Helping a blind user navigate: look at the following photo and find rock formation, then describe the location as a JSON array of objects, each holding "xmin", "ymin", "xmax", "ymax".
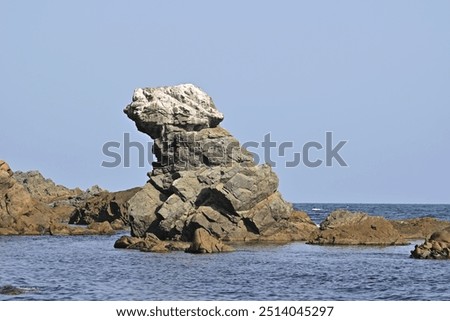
[
  {"xmin": 411, "ymin": 227, "xmax": 450, "ymax": 259},
  {"xmin": 13, "ymin": 170, "xmax": 140, "ymax": 229},
  {"xmin": 308, "ymin": 210, "xmax": 407, "ymax": 245},
  {"xmin": 0, "ymin": 160, "xmax": 130, "ymax": 236},
  {"xmin": 123, "ymin": 84, "xmax": 317, "ymax": 248},
  {"xmin": 391, "ymin": 217, "xmax": 450, "ymax": 240},
  {"xmin": 186, "ymin": 228, "xmax": 235, "ymax": 254}
]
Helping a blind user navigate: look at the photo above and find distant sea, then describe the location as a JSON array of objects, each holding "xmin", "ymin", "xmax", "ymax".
[{"xmin": 1, "ymin": 203, "xmax": 449, "ymax": 301}]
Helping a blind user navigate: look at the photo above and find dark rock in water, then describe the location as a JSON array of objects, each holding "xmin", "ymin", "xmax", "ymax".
[
  {"xmin": 122, "ymin": 84, "xmax": 317, "ymax": 247},
  {"xmin": 307, "ymin": 210, "xmax": 408, "ymax": 245},
  {"xmin": 411, "ymin": 227, "xmax": 450, "ymax": 259},
  {"xmin": 0, "ymin": 285, "xmax": 27, "ymax": 296},
  {"xmin": 186, "ymin": 228, "xmax": 235, "ymax": 254}
]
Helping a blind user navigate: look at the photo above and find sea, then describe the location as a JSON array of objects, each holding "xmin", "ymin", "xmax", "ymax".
[{"xmin": 1, "ymin": 203, "xmax": 449, "ymax": 301}]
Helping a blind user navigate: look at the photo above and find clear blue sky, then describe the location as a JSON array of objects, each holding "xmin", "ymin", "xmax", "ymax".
[{"xmin": 1, "ymin": 1, "xmax": 449, "ymax": 203}]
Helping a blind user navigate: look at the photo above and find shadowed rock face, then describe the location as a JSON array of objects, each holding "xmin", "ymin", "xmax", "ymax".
[
  {"xmin": 411, "ymin": 227, "xmax": 450, "ymax": 259},
  {"xmin": 123, "ymin": 84, "xmax": 317, "ymax": 243},
  {"xmin": 307, "ymin": 210, "xmax": 407, "ymax": 245}
]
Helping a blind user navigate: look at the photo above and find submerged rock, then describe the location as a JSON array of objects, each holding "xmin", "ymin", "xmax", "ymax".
[
  {"xmin": 411, "ymin": 227, "xmax": 450, "ymax": 259},
  {"xmin": 122, "ymin": 84, "xmax": 317, "ymax": 247},
  {"xmin": 308, "ymin": 210, "xmax": 407, "ymax": 245},
  {"xmin": 0, "ymin": 285, "xmax": 27, "ymax": 296}
]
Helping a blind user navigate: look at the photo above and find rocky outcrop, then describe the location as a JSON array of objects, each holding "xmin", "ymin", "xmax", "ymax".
[
  {"xmin": 13, "ymin": 170, "xmax": 140, "ymax": 229},
  {"xmin": 186, "ymin": 228, "xmax": 235, "ymax": 253},
  {"xmin": 391, "ymin": 217, "xmax": 450, "ymax": 240},
  {"xmin": 13, "ymin": 170, "xmax": 83, "ymax": 204},
  {"xmin": 308, "ymin": 210, "xmax": 407, "ymax": 245},
  {"xmin": 411, "ymin": 227, "xmax": 450, "ymax": 259},
  {"xmin": 114, "ymin": 234, "xmax": 190, "ymax": 253},
  {"xmin": 0, "ymin": 161, "xmax": 128, "ymax": 236},
  {"xmin": 1, "ymin": 161, "xmax": 57, "ymax": 235},
  {"xmin": 69, "ymin": 187, "xmax": 141, "ymax": 226},
  {"xmin": 123, "ymin": 84, "xmax": 316, "ymax": 246}
]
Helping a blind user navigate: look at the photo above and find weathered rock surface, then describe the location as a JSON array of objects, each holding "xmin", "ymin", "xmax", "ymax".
[
  {"xmin": 411, "ymin": 227, "xmax": 450, "ymax": 259},
  {"xmin": 391, "ymin": 217, "xmax": 450, "ymax": 240},
  {"xmin": 1, "ymin": 161, "xmax": 132, "ymax": 236},
  {"xmin": 186, "ymin": 228, "xmax": 235, "ymax": 254},
  {"xmin": 114, "ymin": 234, "xmax": 190, "ymax": 253},
  {"xmin": 123, "ymin": 84, "xmax": 316, "ymax": 246},
  {"xmin": 308, "ymin": 210, "xmax": 407, "ymax": 245},
  {"xmin": 1, "ymin": 161, "xmax": 57, "ymax": 235},
  {"xmin": 69, "ymin": 187, "xmax": 141, "ymax": 226},
  {"xmin": 13, "ymin": 170, "xmax": 83, "ymax": 204},
  {"xmin": 13, "ymin": 170, "xmax": 140, "ymax": 229}
]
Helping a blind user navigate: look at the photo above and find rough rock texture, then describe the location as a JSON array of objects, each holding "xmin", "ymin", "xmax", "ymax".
[
  {"xmin": 13, "ymin": 170, "xmax": 83, "ymax": 204},
  {"xmin": 69, "ymin": 187, "xmax": 141, "ymax": 226},
  {"xmin": 0, "ymin": 161, "xmax": 127, "ymax": 236},
  {"xmin": 13, "ymin": 170, "xmax": 140, "ymax": 229},
  {"xmin": 411, "ymin": 227, "xmax": 450, "ymax": 259},
  {"xmin": 308, "ymin": 210, "xmax": 407, "ymax": 245},
  {"xmin": 391, "ymin": 217, "xmax": 450, "ymax": 240},
  {"xmin": 186, "ymin": 228, "xmax": 235, "ymax": 254},
  {"xmin": 123, "ymin": 84, "xmax": 316, "ymax": 244},
  {"xmin": 114, "ymin": 234, "xmax": 190, "ymax": 253},
  {"xmin": 0, "ymin": 161, "xmax": 57, "ymax": 235}
]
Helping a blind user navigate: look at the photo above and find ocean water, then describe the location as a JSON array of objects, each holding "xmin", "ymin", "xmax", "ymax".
[{"xmin": 1, "ymin": 203, "xmax": 449, "ymax": 301}]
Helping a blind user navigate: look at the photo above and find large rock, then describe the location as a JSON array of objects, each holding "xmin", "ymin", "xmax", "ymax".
[
  {"xmin": 0, "ymin": 162, "xmax": 58, "ymax": 235},
  {"xmin": 186, "ymin": 228, "xmax": 235, "ymax": 254},
  {"xmin": 123, "ymin": 84, "xmax": 316, "ymax": 244},
  {"xmin": 13, "ymin": 170, "xmax": 140, "ymax": 228},
  {"xmin": 69, "ymin": 187, "xmax": 141, "ymax": 226},
  {"xmin": 411, "ymin": 227, "xmax": 450, "ymax": 259},
  {"xmin": 308, "ymin": 210, "xmax": 407, "ymax": 245},
  {"xmin": 391, "ymin": 217, "xmax": 450, "ymax": 240}
]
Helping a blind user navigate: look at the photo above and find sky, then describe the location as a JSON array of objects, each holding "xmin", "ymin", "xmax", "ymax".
[{"xmin": 1, "ymin": 0, "xmax": 449, "ymax": 204}]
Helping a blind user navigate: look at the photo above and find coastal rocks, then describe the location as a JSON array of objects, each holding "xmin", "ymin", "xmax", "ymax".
[
  {"xmin": 0, "ymin": 160, "xmax": 13, "ymax": 177},
  {"xmin": 123, "ymin": 84, "xmax": 315, "ymax": 246},
  {"xmin": 13, "ymin": 169, "xmax": 141, "ymax": 229},
  {"xmin": 411, "ymin": 227, "xmax": 450, "ymax": 259},
  {"xmin": 391, "ymin": 217, "xmax": 450, "ymax": 240},
  {"xmin": 186, "ymin": 228, "xmax": 235, "ymax": 254},
  {"xmin": 114, "ymin": 234, "xmax": 190, "ymax": 253},
  {"xmin": 13, "ymin": 170, "xmax": 83, "ymax": 204},
  {"xmin": 69, "ymin": 187, "xmax": 141, "ymax": 226},
  {"xmin": 308, "ymin": 210, "xmax": 407, "ymax": 245},
  {"xmin": 0, "ymin": 162, "xmax": 56, "ymax": 235}
]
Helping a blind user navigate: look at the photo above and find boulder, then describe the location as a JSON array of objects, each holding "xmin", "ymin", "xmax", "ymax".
[
  {"xmin": 411, "ymin": 226, "xmax": 450, "ymax": 259},
  {"xmin": 391, "ymin": 217, "xmax": 450, "ymax": 240},
  {"xmin": 122, "ymin": 84, "xmax": 315, "ymax": 246},
  {"xmin": 308, "ymin": 210, "xmax": 407, "ymax": 245},
  {"xmin": 186, "ymin": 228, "xmax": 235, "ymax": 254},
  {"xmin": 0, "ymin": 160, "xmax": 13, "ymax": 177}
]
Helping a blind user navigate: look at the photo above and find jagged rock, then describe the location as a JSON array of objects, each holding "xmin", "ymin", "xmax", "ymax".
[
  {"xmin": 391, "ymin": 217, "xmax": 450, "ymax": 240},
  {"xmin": 308, "ymin": 210, "xmax": 407, "ymax": 245},
  {"xmin": 186, "ymin": 228, "xmax": 235, "ymax": 254},
  {"xmin": 0, "ymin": 160, "xmax": 13, "ymax": 177},
  {"xmin": 114, "ymin": 234, "xmax": 190, "ymax": 252},
  {"xmin": 69, "ymin": 187, "xmax": 141, "ymax": 225},
  {"xmin": 122, "ymin": 84, "xmax": 314, "ymax": 246},
  {"xmin": 1, "ymin": 162, "xmax": 56, "ymax": 235},
  {"xmin": 411, "ymin": 227, "xmax": 450, "ymax": 259},
  {"xmin": 13, "ymin": 170, "xmax": 83, "ymax": 204}
]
